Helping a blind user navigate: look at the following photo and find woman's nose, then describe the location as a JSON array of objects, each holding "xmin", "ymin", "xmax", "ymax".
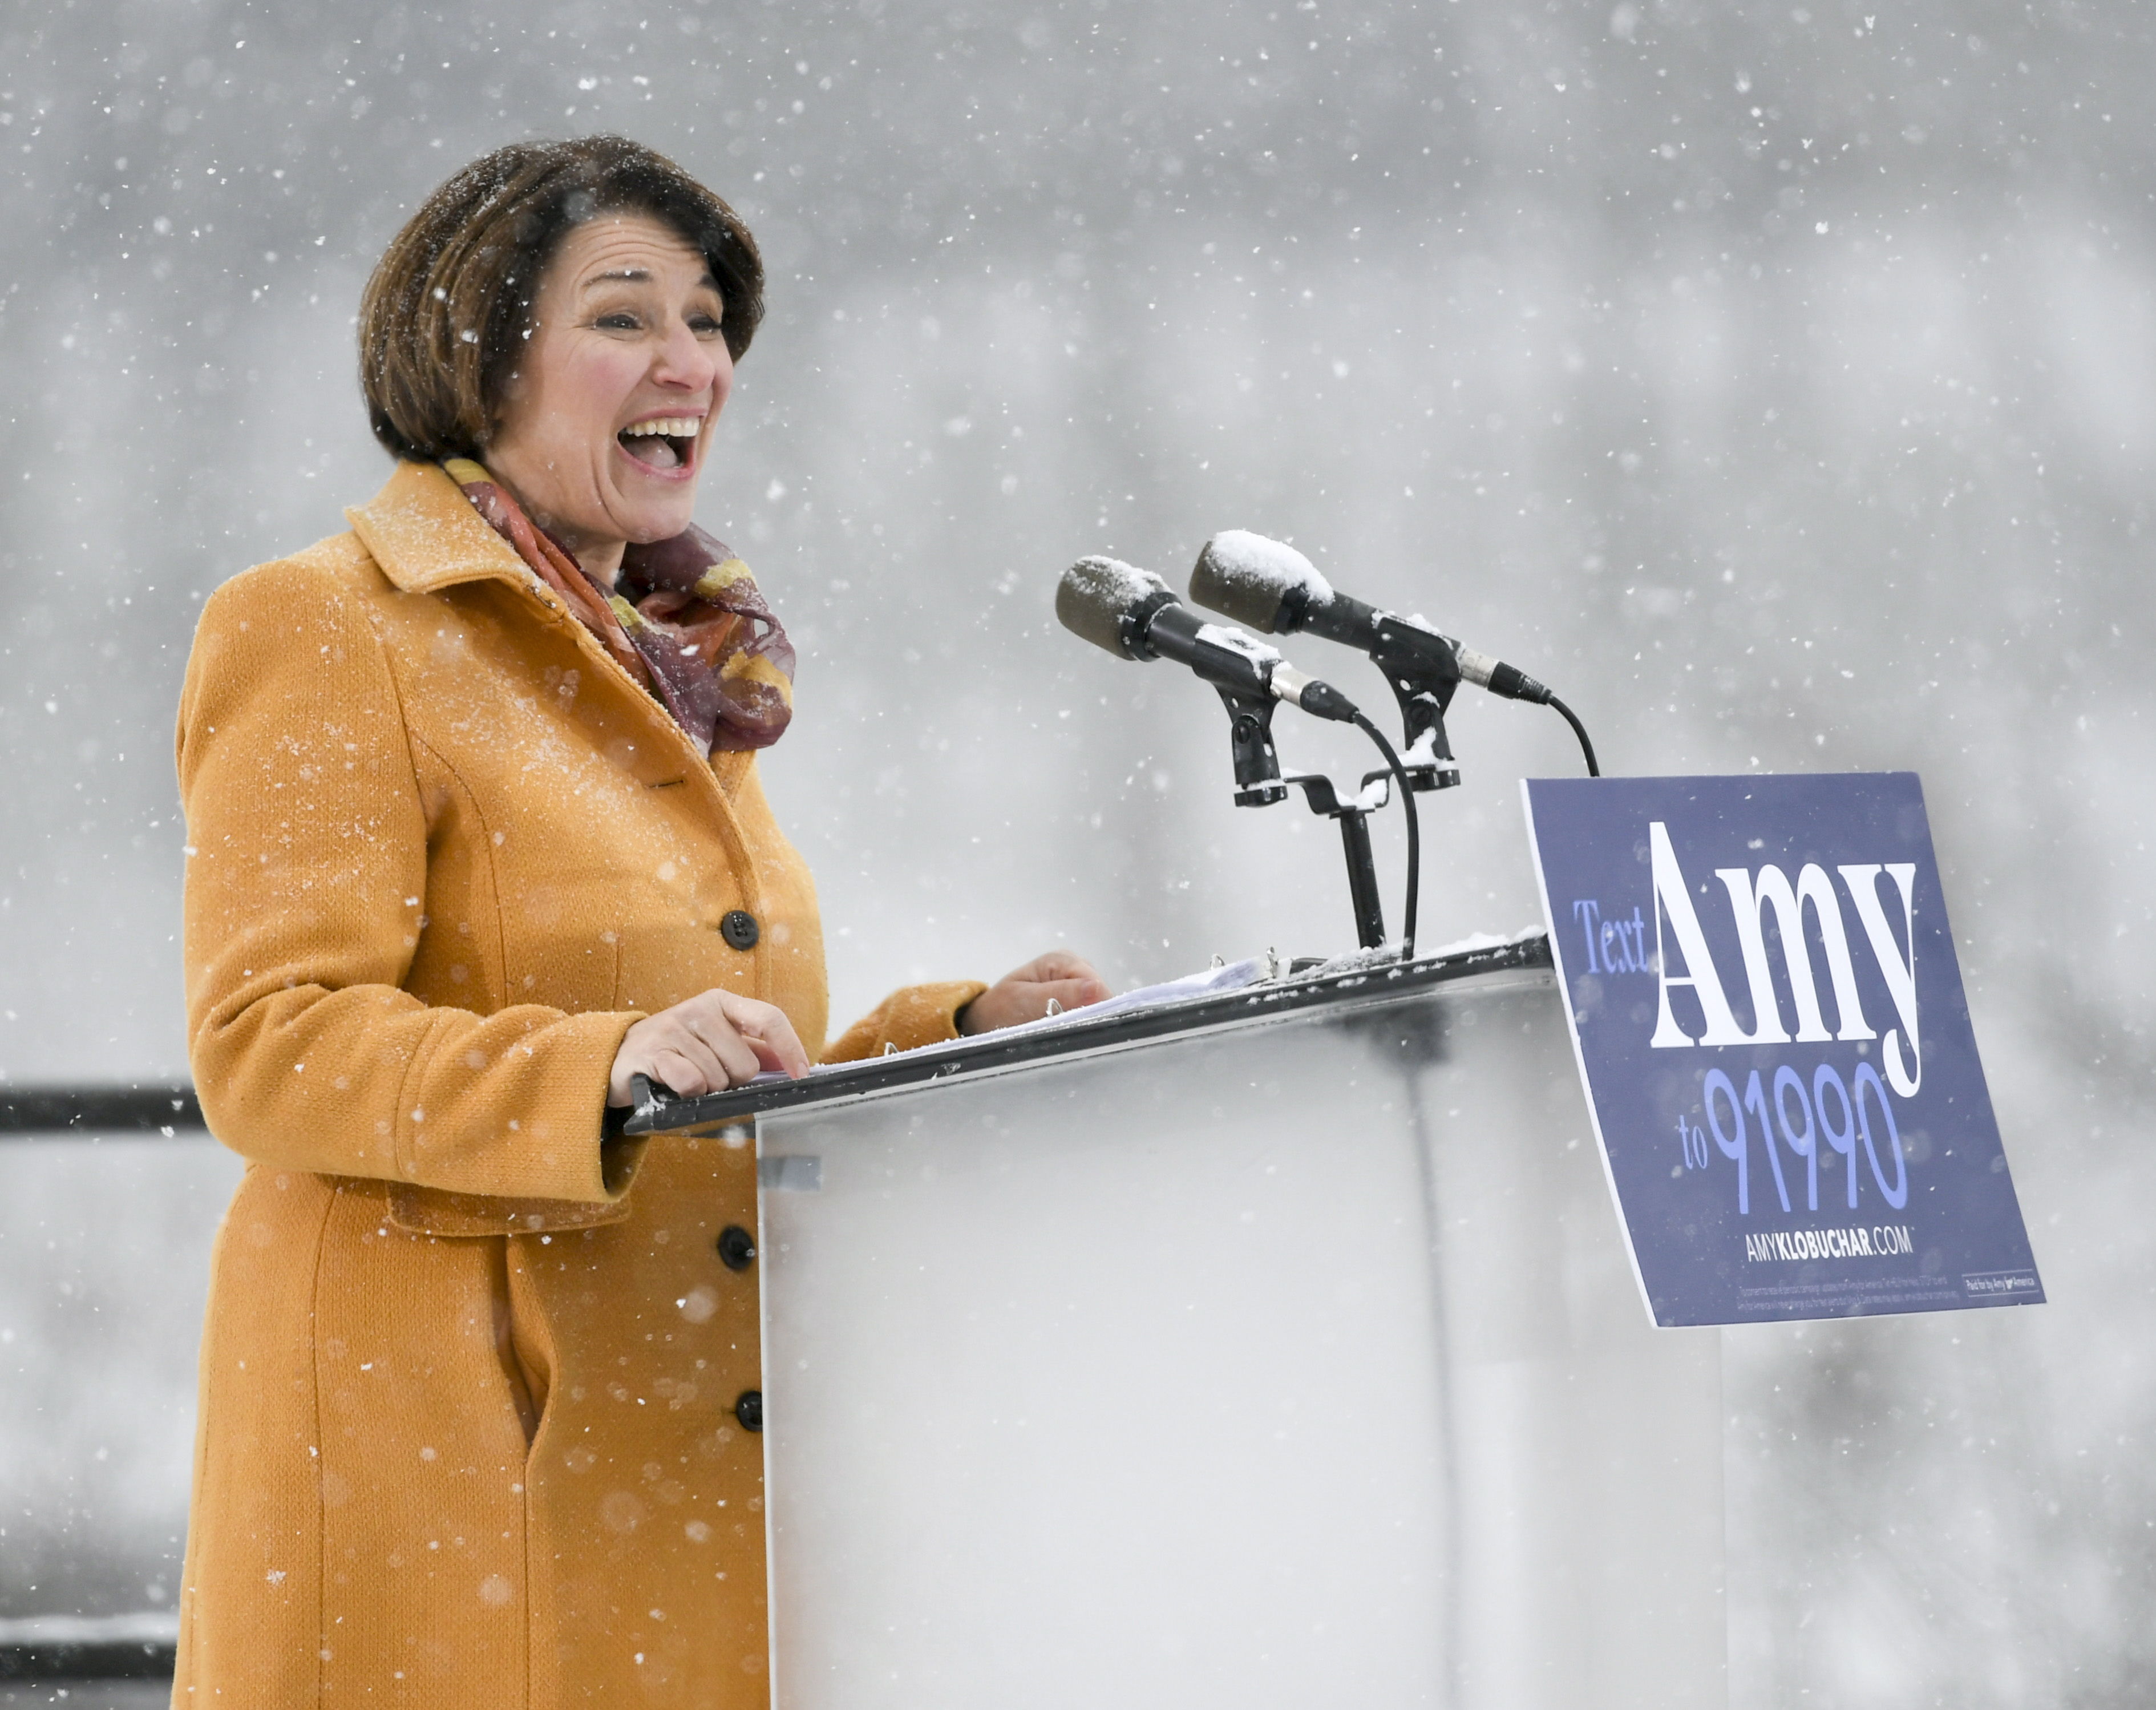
[{"xmin": 652, "ymin": 317, "xmax": 723, "ymax": 393}]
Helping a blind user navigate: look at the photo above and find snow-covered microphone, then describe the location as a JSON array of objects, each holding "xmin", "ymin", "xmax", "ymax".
[
  {"xmin": 1187, "ymin": 530, "xmax": 1553, "ymax": 705},
  {"xmin": 1055, "ymin": 555, "xmax": 1361, "ymax": 723}
]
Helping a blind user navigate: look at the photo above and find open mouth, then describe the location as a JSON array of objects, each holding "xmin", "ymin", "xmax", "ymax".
[{"xmin": 618, "ymin": 415, "xmax": 701, "ymax": 472}]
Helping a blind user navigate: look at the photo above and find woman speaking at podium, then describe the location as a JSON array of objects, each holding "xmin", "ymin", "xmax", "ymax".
[{"xmin": 172, "ymin": 136, "xmax": 1104, "ymax": 1704}]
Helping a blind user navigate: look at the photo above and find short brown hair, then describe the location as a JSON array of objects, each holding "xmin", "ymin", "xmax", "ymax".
[{"xmin": 358, "ymin": 136, "xmax": 764, "ymax": 463}]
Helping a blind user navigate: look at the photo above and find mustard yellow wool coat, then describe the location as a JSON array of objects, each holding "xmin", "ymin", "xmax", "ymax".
[{"xmin": 172, "ymin": 460, "xmax": 982, "ymax": 1707}]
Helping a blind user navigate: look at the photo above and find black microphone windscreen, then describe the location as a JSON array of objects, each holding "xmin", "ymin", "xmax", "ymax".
[
  {"xmin": 1055, "ymin": 556, "xmax": 1171, "ymax": 658},
  {"xmin": 1188, "ymin": 531, "xmax": 1332, "ymax": 634}
]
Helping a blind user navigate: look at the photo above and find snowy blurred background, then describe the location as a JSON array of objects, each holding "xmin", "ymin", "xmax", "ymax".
[{"xmin": 1, "ymin": 0, "xmax": 2151, "ymax": 1701}]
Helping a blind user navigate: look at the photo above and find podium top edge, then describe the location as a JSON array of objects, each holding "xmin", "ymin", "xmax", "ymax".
[{"xmin": 619, "ymin": 934, "xmax": 1555, "ymax": 1137}]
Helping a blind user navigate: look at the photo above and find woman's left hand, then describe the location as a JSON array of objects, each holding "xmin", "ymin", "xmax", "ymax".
[{"xmin": 957, "ymin": 951, "xmax": 1110, "ymax": 1035}]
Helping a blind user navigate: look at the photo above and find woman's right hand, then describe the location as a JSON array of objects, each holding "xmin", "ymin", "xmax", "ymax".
[{"xmin": 607, "ymin": 988, "xmax": 811, "ymax": 1106}]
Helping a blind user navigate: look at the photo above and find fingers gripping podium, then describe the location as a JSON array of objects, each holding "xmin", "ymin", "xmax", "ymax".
[{"xmin": 628, "ymin": 939, "xmax": 1726, "ymax": 1709}]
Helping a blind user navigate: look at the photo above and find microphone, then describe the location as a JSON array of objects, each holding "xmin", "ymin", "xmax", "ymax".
[
  {"xmin": 1187, "ymin": 531, "xmax": 1599, "ymax": 777},
  {"xmin": 1055, "ymin": 556, "xmax": 1360, "ymax": 723},
  {"xmin": 1188, "ymin": 530, "xmax": 1554, "ymax": 704},
  {"xmin": 1058, "ymin": 553, "xmax": 1426, "ymax": 956}
]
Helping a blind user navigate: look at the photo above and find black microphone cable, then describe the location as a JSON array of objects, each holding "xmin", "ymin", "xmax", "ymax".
[
  {"xmin": 1548, "ymin": 695, "xmax": 1599, "ymax": 777},
  {"xmin": 1348, "ymin": 709, "xmax": 1419, "ymax": 962}
]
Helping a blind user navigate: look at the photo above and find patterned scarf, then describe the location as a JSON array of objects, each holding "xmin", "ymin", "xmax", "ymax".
[{"xmin": 444, "ymin": 458, "xmax": 794, "ymax": 754}]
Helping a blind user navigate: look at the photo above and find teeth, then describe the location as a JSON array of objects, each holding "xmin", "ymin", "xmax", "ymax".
[{"xmin": 622, "ymin": 417, "xmax": 702, "ymax": 438}]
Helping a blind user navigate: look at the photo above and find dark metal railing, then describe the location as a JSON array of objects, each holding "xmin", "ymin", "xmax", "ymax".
[
  {"xmin": 0, "ymin": 1085, "xmax": 204, "ymax": 1135},
  {"xmin": 2, "ymin": 1086, "xmax": 207, "ymax": 1680},
  {"xmin": 0, "ymin": 1634, "xmax": 176, "ymax": 1683}
]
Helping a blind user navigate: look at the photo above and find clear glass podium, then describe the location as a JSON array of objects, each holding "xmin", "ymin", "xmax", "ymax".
[{"xmin": 635, "ymin": 939, "xmax": 1725, "ymax": 1708}]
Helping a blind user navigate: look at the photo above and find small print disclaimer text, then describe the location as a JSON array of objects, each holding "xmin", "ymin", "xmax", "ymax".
[
  {"xmin": 1745, "ymin": 1225, "xmax": 1915, "ymax": 1263},
  {"xmin": 1961, "ymin": 1269, "xmax": 2042, "ymax": 1297}
]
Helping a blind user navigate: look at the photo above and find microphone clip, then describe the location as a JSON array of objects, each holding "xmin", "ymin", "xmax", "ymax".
[
  {"xmin": 1248, "ymin": 577, "xmax": 1463, "ymax": 793},
  {"xmin": 1215, "ymin": 685, "xmax": 1288, "ymax": 807},
  {"xmin": 1368, "ymin": 617, "xmax": 1464, "ymax": 794}
]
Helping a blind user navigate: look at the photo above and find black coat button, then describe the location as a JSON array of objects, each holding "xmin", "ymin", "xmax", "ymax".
[
  {"xmin": 716, "ymin": 1224, "xmax": 757, "ymax": 1271},
  {"xmin": 735, "ymin": 1389, "xmax": 763, "ymax": 1433},
  {"xmin": 719, "ymin": 909, "xmax": 760, "ymax": 951}
]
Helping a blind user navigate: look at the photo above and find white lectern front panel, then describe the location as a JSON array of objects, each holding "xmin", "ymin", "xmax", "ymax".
[{"xmin": 739, "ymin": 961, "xmax": 1722, "ymax": 1709}]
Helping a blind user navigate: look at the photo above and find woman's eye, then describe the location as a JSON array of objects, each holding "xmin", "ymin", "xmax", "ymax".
[
  {"xmin": 595, "ymin": 312, "xmax": 641, "ymax": 331},
  {"xmin": 689, "ymin": 313, "xmax": 723, "ymax": 335}
]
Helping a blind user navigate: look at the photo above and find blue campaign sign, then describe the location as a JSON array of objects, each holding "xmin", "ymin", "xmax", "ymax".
[{"xmin": 1520, "ymin": 773, "xmax": 2044, "ymax": 1328}]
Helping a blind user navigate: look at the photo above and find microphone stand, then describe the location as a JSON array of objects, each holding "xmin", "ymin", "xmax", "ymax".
[
  {"xmin": 1206, "ymin": 693, "xmax": 1403, "ymax": 954},
  {"xmin": 1283, "ymin": 771, "xmax": 1394, "ymax": 950}
]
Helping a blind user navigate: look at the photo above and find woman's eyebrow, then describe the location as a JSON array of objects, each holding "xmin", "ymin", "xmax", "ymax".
[{"xmin": 579, "ymin": 267, "xmax": 721, "ymax": 293}]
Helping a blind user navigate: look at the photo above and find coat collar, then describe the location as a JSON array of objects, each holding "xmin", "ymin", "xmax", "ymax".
[
  {"xmin": 347, "ymin": 460, "xmax": 761, "ymax": 799},
  {"xmin": 346, "ymin": 460, "xmax": 536, "ymax": 596}
]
